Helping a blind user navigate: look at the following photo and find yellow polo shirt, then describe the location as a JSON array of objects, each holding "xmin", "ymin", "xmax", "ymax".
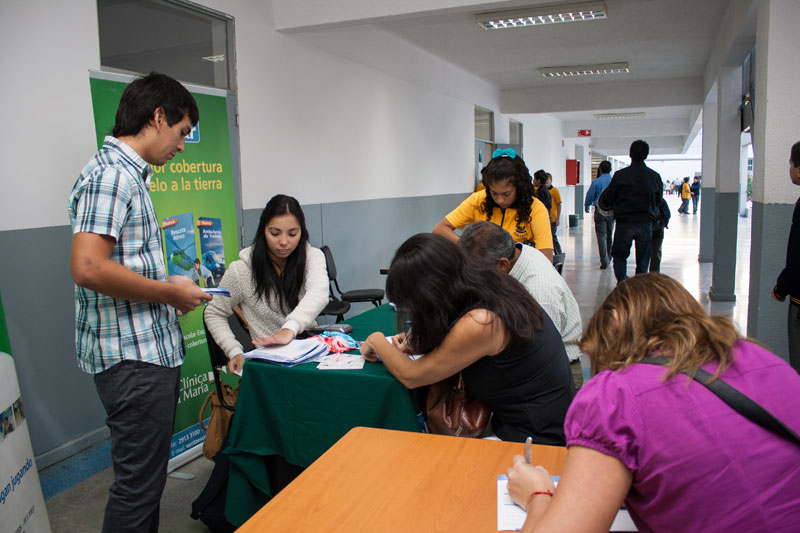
[
  {"xmin": 445, "ymin": 190, "xmax": 554, "ymax": 249},
  {"xmin": 549, "ymin": 186, "xmax": 562, "ymax": 224},
  {"xmin": 682, "ymin": 182, "xmax": 691, "ymax": 199}
]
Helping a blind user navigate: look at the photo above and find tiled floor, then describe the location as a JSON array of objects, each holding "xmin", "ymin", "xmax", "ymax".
[{"xmin": 43, "ymin": 193, "xmax": 752, "ymax": 531}]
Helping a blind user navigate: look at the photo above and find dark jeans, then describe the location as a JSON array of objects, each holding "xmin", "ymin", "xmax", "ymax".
[
  {"xmin": 789, "ymin": 302, "xmax": 800, "ymax": 373},
  {"xmin": 550, "ymin": 221, "xmax": 562, "ymax": 255},
  {"xmin": 650, "ymin": 228, "xmax": 664, "ymax": 272},
  {"xmin": 678, "ymin": 198, "xmax": 690, "ymax": 213},
  {"xmin": 692, "ymin": 195, "xmax": 699, "ymax": 214},
  {"xmin": 593, "ymin": 209, "xmax": 614, "ymax": 267},
  {"xmin": 94, "ymin": 360, "xmax": 181, "ymax": 533},
  {"xmin": 612, "ymin": 222, "xmax": 653, "ymax": 282}
]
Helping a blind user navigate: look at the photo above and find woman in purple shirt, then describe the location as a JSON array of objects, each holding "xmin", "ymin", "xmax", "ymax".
[{"xmin": 506, "ymin": 273, "xmax": 800, "ymax": 532}]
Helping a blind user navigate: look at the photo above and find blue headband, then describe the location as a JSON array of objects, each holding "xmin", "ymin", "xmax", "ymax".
[{"xmin": 492, "ymin": 148, "xmax": 516, "ymax": 159}]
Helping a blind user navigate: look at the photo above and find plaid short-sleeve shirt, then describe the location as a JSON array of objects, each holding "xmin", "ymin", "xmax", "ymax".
[{"xmin": 68, "ymin": 136, "xmax": 185, "ymax": 374}]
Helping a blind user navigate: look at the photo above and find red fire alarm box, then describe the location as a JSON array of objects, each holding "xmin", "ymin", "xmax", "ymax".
[{"xmin": 566, "ymin": 159, "xmax": 580, "ymax": 185}]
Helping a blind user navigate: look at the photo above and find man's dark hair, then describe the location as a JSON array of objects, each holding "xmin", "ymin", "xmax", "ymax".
[
  {"xmin": 791, "ymin": 141, "xmax": 800, "ymax": 167},
  {"xmin": 598, "ymin": 161, "xmax": 612, "ymax": 175},
  {"xmin": 533, "ymin": 169, "xmax": 547, "ymax": 183},
  {"xmin": 112, "ymin": 73, "xmax": 199, "ymax": 137},
  {"xmin": 459, "ymin": 221, "xmax": 516, "ymax": 264},
  {"xmin": 629, "ymin": 140, "xmax": 649, "ymax": 162}
]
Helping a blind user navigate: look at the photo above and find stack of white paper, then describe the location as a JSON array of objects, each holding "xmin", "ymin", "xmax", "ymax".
[
  {"xmin": 243, "ymin": 339, "xmax": 328, "ymax": 367},
  {"xmin": 497, "ymin": 475, "xmax": 637, "ymax": 531}
]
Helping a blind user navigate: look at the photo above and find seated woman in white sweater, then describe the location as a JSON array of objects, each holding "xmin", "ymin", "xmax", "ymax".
[{"xmin": 205, "ymin": 194, "xmax": 329, "ymax": 373}]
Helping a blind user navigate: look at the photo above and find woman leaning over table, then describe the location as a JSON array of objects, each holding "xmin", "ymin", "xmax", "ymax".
[
  {"xmin": 205, "ymin": 194, "xmax": 329, "ymax": 374},
  {"xmin": 432, "ymin": 149, "xmax": 554, "ymax": 262},
  {"xmin": 360, "ymin": 233, "xmax": 575, "ymax": 445},
  {"xmin": 506, "ymin": 273, "xmax": 800, "ymax": 532}
]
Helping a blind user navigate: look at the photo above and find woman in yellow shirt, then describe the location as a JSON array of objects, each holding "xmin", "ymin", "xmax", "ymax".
[
  {"xmin": 433, "ymin": 149, "xmax": 554, "ymax": 261},
  {"xmin": 678, "ymin": 177, "xmax": 691, "ymax": 214}
]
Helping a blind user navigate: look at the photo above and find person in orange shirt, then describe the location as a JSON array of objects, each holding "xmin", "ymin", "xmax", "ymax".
[
  {"xmin": 677, "ymin": 177, "xmax": 691, "ymax": 214},
  {"xmin": 545, "ymin": 173, "xmax": 562, "ymax": 256},
  {"xmin": 433, "ymin": 148, "xmax": 553, "ymax": 261}
]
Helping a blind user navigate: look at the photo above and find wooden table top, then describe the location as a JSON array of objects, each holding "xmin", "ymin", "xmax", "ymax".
[{"xmin": 236, "ymin": 427, "xmax": 567, "ymax": 532}]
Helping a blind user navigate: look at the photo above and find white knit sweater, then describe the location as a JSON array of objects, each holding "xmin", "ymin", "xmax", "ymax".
[{"xmin": 205, "ymin": 243, "xmax": 329, "ymax": 359}]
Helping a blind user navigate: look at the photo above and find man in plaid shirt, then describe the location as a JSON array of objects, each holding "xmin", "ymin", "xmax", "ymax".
[{"xmin": 69, "ymin": 73, "xmax": 211, "ymax": 532}]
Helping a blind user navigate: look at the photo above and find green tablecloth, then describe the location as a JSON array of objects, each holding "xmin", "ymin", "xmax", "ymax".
[{"xmin": 224, "ymin": 304, "xmax": 421, "ymax": 526}]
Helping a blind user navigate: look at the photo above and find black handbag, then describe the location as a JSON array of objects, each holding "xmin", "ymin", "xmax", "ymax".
[{"xmin": 640, "ymin": 355, "xmax": 800, "ymax": 445}]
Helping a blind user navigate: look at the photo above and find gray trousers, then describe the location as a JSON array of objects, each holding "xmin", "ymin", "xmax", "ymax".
[
  {"xmin": 593, "ymin": 209, "xmax": 614, "ymax": 267},
  {"xmin": 94, "ymin": 360, "xmax": 181, "ymax": 533},
  {"xmin": 789, "ymin": 302, "xmax": 800, "ymax": 373}
]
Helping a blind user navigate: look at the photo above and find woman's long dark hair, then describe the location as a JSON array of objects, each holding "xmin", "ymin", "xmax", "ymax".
[
  {"xmin": 251, "ymin": 195, "xmax": 309, "ymax": 313},
  {"xmin": 386, "ymin": 233, "xmax": 544, "ymax": 354},
  {"xmin": 480, "ymin": 155, "xmax": 535, "ymax": 235}
]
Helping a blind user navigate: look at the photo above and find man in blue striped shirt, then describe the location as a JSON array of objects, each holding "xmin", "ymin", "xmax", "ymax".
[
  {"xmin": 584, "ymin": 160, "xmax": 614, "ymax": 269},
  {"xmin": 69, "ymin": 73, "xmax": 211, "ymax": 532}
]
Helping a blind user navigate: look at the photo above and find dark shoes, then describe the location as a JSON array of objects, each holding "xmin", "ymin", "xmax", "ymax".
[{"xmin": 600, "ymin": 263, "xmax": 608, "ymax": 269}]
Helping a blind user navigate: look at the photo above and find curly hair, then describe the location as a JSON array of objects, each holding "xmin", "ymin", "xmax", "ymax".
[
  {"xmin": 580, "ymin": 273, "xmax": 739, "ymax": 382},
  {"xmin": 479, "ymin": 155, "xmax": 535, "ymax": 236}
]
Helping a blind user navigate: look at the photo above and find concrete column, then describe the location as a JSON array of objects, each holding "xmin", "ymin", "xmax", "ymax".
[
  {"xmin": 747, "ymin": 0, "xmax": 800, "ymax": 361},
  {"xmin": 698, "ymin": 89, "xmax": 717, "ymax": 262},
  {"xmin": 709, "ymin": 66, "xmax": 742, "ymax": 301}
]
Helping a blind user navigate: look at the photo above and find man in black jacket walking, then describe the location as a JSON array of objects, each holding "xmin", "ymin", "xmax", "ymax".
[
  {"xmin": 598, "ymin": 140, "xmax": 663, "ymax": 282},
  {"xmin": 772, "ymin": 140, "xmax": 800, "ymax": 372}
]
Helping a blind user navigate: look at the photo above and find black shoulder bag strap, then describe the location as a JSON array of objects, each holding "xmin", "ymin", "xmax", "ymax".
[{"xmin": 640, "ymin": 355, "xmax": 800, "ymax": 446}]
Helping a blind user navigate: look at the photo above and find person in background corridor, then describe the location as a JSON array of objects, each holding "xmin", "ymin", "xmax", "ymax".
[
  {"xmin": 545, "ymin": 173, "xmax": 562, "ymax": 256},
  {"xmin": 598, "ymin": 140, "xmax": 663, "ymax": 282},
  {"xmin": 677, "ymin": 177, "xmax": 691, "ymax": 214},
  {"xmin": 772, "ymin": 140, "xmax": 800, "ymax": 373},
  {"xmin": 584, "ymin": 161, "xmax": 614, "ymax": 270},
  {"xmin": 690, "ymin": 176, "xmax": 701, "ymax": 214}
]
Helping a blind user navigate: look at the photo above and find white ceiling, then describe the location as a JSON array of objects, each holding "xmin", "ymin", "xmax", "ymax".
[{"xmin": 273, "ymin": 0, "xmax": 753, "ymax": 156}]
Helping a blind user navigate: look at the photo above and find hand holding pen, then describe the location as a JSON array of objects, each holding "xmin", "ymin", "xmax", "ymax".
[{"xmin": 506, "ymin": 436, "xmax": 556, "ymax": 511}]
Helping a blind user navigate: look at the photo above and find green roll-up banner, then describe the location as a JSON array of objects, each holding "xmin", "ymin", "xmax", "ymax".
[
  {"xmin": 88, "ymin": 71, "xmax": 239, "ymax": 465},
  {"xmin": 0, "ymin": 293, "xmax": 10, "ymax": 356}
]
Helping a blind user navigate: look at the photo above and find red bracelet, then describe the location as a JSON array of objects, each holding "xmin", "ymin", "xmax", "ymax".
[{"xmin": 526, "ymin": 490, "xmax": 554, "ymax": 511}]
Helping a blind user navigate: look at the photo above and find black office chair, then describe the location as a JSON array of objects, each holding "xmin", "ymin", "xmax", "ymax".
[
  {"xmin": 321, "ymin": 245, "xmax": 385, "ymax": 308},
  {"xmin": 203, "ymin": 306, "xmax": 253, "ymax": 411},
  {"xmin": 318, "ymin": 297, "xmax": 351, "ymax": 324}
]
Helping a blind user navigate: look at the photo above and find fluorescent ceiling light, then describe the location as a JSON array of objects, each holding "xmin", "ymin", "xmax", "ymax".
[
  {"xmin": 593, "ymin": 112, "xmax": 645, "ymax": 120},
  {"xmin": 201, "ymin": 54, "xmax": 225, "ymax": 63},
  {"xmin": 539, "ymin": 62, "xmax": 629, "ymax": 77},
  {"xmin": 477, "ymin": 1, "xmax": 606, "ymax": 30}
]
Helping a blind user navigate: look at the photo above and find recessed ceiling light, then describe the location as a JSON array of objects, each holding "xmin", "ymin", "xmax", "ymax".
[
  {"xmin": 201, "ymin": 54, "xmax": 225, "ymax": 63},
  {"xmin": 593, "ymin": 112, "xmax": 646, "ymax": 120},
  {"xmin": 476, "ymin": 1, "xmax": 606, "ymax": 30},
  {"xmin": 539, "ymin": 62, "xmax": 629, "ymax": 77}
]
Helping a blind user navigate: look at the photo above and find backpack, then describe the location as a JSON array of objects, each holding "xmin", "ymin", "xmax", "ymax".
[{"xmin": 656, "ymin": 198, "xmax": 671, "ymax": 229}]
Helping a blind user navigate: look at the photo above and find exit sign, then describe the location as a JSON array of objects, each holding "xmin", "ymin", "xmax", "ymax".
[{"xmin": 578, "ymin": 129, "xmax": 591, "ymax": 137}]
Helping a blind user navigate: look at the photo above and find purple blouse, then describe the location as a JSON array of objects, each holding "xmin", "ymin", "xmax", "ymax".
[{"xmin": 565, "ymin": 340, "xmax": 800, "ymax": 532}]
